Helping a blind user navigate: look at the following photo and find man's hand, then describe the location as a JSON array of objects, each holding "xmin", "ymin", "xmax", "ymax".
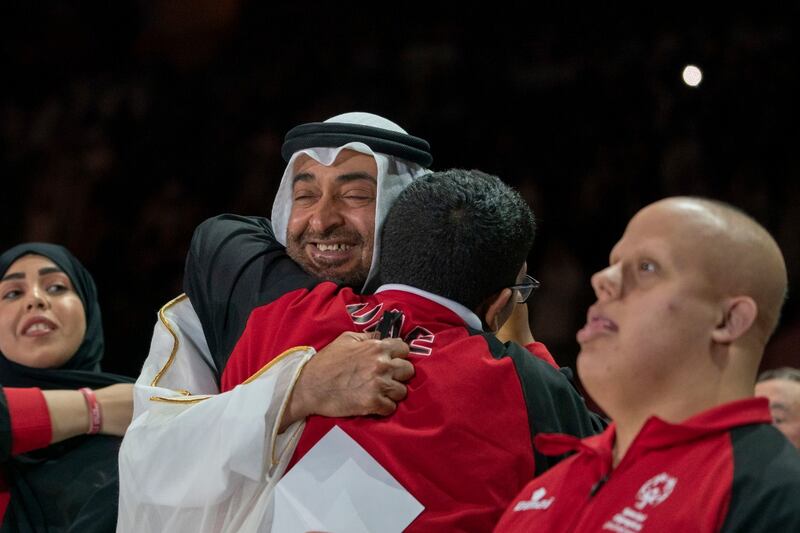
[
  {"xmin": 280, "ymin": 332, "xmax": 414, "ymax": 431},
  {"xmin": 495, "ymin": 303, "xmax": 535, "ymax": 345}
]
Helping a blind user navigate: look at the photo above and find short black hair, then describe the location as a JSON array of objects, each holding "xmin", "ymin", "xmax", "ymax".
[{"xmin": 379, "ymin": 169, "xmax": 536, "ymax": 310}]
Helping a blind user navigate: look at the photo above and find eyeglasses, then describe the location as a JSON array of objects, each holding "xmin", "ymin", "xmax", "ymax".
[{"xmin": 509, "ymin": 275, "xmax": 541, "ymax": 303}]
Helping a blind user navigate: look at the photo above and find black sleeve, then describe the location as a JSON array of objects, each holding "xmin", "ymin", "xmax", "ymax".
[
  {"xmin": 0, "ymin": 388, "xmax": 10, "ymax": 462},
  {"xmin": 720, "ymin": 424, "xmax": 800, "ymax": 532},
  {"xmin": 479, "ymin": 332, "xmax": 607, "ymax": 476},
  {"xmin": 184, "ymin": 215, "xmax": 318, "ymax": 374}
]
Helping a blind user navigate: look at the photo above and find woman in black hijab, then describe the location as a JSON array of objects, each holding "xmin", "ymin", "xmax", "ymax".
[{"xmin": 0, "ymin": 243, "xmax": 134, "ymax": 532}]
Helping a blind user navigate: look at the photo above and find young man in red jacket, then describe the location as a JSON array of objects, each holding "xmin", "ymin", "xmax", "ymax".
[{"xmin": 496, "ymin": 197, "xmax": 800, "ymax": 532}]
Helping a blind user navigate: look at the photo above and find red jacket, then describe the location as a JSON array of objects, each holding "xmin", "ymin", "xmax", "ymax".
[{"xmin": 495, "ymin": 397, "xmax": 800, "ymax": 532}]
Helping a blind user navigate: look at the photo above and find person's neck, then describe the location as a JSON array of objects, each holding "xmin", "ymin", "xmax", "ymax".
[{"xmin": 609, "ymin": 381, "xmax": 755, "ymax": 468}]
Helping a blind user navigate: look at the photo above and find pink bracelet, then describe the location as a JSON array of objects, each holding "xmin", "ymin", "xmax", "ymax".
[{"xmin": 78, "ymin": 387, "xmax": 102, "ymax": 435}]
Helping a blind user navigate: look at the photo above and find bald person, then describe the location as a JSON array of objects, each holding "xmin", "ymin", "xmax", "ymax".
[
  {"xmin": 496, "ymin": 197, "xmax": 800, "ymax": 532},
  {"xmin": 756, "ymin": 367, "xmax": 800, "ymax": 449}
]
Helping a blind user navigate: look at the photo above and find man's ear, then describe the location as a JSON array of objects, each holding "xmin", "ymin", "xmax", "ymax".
[
  {"xmin": 483, "ymin": 288, "xmax": 515, "ymax": 332},
  {"xmin": 711, "ymin": 296, "xmax": 758, "ymax": 344}
]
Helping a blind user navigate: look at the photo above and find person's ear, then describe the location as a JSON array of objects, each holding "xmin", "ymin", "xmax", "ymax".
[
  {"xmin": 483, "ymin": 288, "xmax": 515, "ymax": 332},
  {"xmin": 711, "ymin": 296, "xmax": 758, "ymax": 344}
]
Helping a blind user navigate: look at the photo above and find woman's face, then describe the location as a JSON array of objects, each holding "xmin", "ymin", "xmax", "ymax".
[{"xmin": 0, "ymin": 254, "xmax": 86, "ymax": 368}]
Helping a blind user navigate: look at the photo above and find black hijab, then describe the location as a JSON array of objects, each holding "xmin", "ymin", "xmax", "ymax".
[
  {"xmin": 0, "ymin": 243, "xmax": 132, "ymax": 533},
  {"xmin": 0, "ymin": 243, "xmax": 131, "ymax": 390}
]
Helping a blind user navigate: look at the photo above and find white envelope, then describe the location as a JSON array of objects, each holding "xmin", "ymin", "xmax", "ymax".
[{"xmin": 272, "ymin": 425, "xmax": 424, "ymax": 532}]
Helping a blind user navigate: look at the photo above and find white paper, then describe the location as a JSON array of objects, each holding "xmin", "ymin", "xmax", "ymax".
[{"xmin": 272, "ymin": 426, "xmax": 424, "ymax": 533}]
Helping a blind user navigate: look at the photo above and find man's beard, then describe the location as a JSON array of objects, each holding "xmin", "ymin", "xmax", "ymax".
[{"xmin": 286, "ymin": 228, "xmax": 371, "ymax": 288}]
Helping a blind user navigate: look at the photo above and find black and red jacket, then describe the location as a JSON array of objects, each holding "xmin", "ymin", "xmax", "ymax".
[
  {"xmin": 0, "ymin": 388, "xmax": 52, "ymax": 521},
  {"xmin": 186, "ymin": 214, "xmax": 605, "ymax": 531},
  {"xmin": 495, "ymin": 397, "xmax": 800, "ymax": 532}
]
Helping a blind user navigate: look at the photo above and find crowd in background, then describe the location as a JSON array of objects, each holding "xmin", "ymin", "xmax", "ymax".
[{"xmin": 2, "ymin": 2, "xmax": 798, "ymax": 378}]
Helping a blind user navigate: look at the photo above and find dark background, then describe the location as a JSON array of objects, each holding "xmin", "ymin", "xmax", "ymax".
[{"xmin": 1, "ymin": 2, "xmax": 798, "ymax": 379}]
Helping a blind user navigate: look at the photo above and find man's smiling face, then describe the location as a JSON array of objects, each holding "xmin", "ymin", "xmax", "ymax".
[{"xmin": 285, "ymin": 149, "xmax": 378, "ymax": 287}]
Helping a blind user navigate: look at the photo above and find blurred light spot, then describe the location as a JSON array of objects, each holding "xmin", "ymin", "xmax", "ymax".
[{"xmin": 682, "ymin": 65, "xmax": 702, "ymax": 87}]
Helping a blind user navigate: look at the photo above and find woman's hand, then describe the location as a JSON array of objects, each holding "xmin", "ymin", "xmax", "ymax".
[
  {"xmin": 43, "ymin": 383, "xmax": 134, "ymax": 443},
  {"xmin": 95, "ymin": 383, "xmax": 134, "ymax": 436}
]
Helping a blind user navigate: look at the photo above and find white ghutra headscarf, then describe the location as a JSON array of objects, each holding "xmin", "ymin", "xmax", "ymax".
[{"xmin": 270, "ymin": 112, "xmax": 432, "ymax": 290}]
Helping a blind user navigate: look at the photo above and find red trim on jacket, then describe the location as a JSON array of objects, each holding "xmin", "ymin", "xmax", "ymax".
[
  {"xmin": 1, "ymin": 387, "xmax": 53, "ymax": 522},
  {"xmin": 6, "ymin": 387, "xmax": 52, "ymax": 455},
  {"xmin": 0, "ymin": 474, "xmax": 9, "ymax": 523},
  {"xmin": 525, "ymin": 342, "xmax": 558, "ymax": 369}
]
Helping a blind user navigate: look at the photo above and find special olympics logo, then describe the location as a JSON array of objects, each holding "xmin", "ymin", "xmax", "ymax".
[{"xmin": 634, "ymin": 473, "xmax": 677, "ymax": 510}]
